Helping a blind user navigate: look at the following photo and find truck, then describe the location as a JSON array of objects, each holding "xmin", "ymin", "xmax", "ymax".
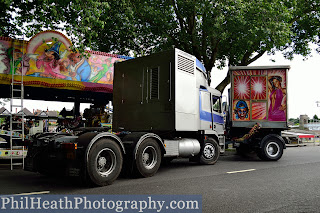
[{"xmin": 24, "ymin": 48, "xmax": 289, "ymax": 186}]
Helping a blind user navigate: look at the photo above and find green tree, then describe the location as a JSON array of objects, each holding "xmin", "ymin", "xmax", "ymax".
[
  {"xmin": 289, "ymin": 117, "xmax": 300, "ymax": 125},
  {"xmin": 4, "ymin": 0, "xmax": 320, "ymax": 92},
  {"xmin": 121, "ymin": 0, "xmax": 320, "ymax": 91},
  {"xmin": 8, "ymin": 0, "xmax": 110, "ymax": 52},
  {"xmin": 0, "ymin": 0, "xmax": 18, "ymax": 37}
]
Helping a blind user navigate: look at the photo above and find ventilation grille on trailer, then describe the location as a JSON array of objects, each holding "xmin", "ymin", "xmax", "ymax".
[
  {"xmin": 177, "ymin": 54, "xmax": 194, "ymax": 74},
  {"xmin": 150, "ymin": 67, "xmax": 159, "ymax": 100}
]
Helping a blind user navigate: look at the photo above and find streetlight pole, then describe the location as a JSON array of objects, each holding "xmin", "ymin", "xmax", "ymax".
[{"xmin": 315, "ymin": 101, "xmax": 320, "ymax": 130}]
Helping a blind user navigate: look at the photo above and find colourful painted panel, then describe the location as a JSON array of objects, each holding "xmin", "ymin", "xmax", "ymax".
[
  {"xmin": 252, "ymin": 102, "xmax": 267, "ymax": 120},
  {"xmin": 0, "ymin": 130, "xmax": 30, "ymax": 139},
  {"xmin": 0, "ymin": 149, "xmax": 27, "ymax": 159},
  {"xmin": 233, "ymin": 100, "xmax": 250, "ymax": 121},
  {"xmin": 233, "ymin": 75, "xmax": 250, "ymax": 100},
  {"xmin": 0, "ymin": 31, "xmax": 132, "ymax": 93},
  {"xmin": 251, "ymin": 76, "xmax": 267, "ymax": 100},
  {"xmin": 268, "ymin": 70, "xmax": 287, "ymax": 121},
  {"xmin": 233, "ymin": 70, "xmax": 267, "ymax": 76}
]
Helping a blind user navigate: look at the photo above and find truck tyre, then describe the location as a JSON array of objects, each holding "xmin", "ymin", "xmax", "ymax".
[
  {"xmin": 200, "ymin": 138, "xmax": 220, "ymax": 165},
  {"xmin": 258, "ymin": 135, "xmax": 283, "ymax": 161},
  {"xmin": 87, "ymin": 139, "xmax": 123, "ymax": 186},
  {"xmin": 135, "ymin": 138, "xmax": 162, "ymax": 177}
]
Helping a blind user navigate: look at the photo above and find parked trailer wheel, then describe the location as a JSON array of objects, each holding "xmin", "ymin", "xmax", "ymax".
[
  {"xmin": 87, "ymin": 139, "xmax": 123, "ymax": 186},
  {"xmin": 135, "ymin": 138, "xmax": 161, "ymax": 177},
  {"xmin": 258, "ymin": 135, "xmax": 283, "ymax": 161},
  {"xmin": 200, "ymin": 138, "xmax": 220, "ymax": 165}
]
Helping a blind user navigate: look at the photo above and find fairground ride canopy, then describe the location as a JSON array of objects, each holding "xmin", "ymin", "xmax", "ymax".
[{"xmin": 0, "ymin": 30, "xmax": 132, "ymax": 104}]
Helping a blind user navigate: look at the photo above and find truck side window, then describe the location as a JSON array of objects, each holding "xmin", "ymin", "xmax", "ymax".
[
  {"xmin": 212, "ymin": 96, "xmax": 221, "ymax": 113},
  {"xmin": 201, "ymin": 91, "xmax": 211, "ymax": 112}
]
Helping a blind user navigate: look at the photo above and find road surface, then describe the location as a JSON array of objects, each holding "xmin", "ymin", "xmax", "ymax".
[{"xmin": 1, "ymin": 145, "xmax": 320, "ymax": 212}]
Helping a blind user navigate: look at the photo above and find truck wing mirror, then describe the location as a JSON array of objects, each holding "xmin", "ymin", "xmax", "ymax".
[{"xmin": 222, "ymin": 102, "xmax": 227, "ymax": 112}]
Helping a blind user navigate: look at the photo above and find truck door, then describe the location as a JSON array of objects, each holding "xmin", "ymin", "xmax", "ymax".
[
  {"xmin": 212, "ymin": 95, "xmax": 224, "ymax": 133},
  {"xmin": 199, "ymin": 89, "xmax": 213, "ymax": 130}
]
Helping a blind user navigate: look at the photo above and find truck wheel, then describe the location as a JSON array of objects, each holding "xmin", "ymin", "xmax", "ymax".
[
  {"xmin": 200, "ymin": 138, "xmax": 220, "ymax": 165},
  {"xmin": 135, "ymin": 138, "xmax": 161, "ymax": 177},
  {"xmin": 87, "ymin": 139, "xmax": 123, "ymax": 186},
  {"xmin": 258, "ymin": 136, "xmax": 283, "ymax": 161}
]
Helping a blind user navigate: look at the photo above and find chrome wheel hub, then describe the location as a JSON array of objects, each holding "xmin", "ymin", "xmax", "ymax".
[
  {"xmin": 266, "ymin": 142, "xmax": 280, "ymax": 157},
  {"xmin": 95, "ymin": 148, "xmax": 116, "ymax": 177},
  {"xmin": 142, "ymin": 146, "xmax": 157, "ymax": 170},
  {"xmin": 203, "ymin": 143, "xmax": 215, "ymax": 159}
]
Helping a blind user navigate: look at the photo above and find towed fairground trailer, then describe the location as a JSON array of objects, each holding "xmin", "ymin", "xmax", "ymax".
[{"xmin": 226, "ymin": 65, "xmax": 290, "ymax": 160}]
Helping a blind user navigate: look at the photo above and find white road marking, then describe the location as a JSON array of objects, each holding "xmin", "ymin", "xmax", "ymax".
[{"xmin": 227, "ymin": 169, "xmax": 256, "ymax": 174}]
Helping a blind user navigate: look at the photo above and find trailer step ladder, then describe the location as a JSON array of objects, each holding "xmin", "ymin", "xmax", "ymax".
[{"xmin": 8, "ymin": 38, "xmax": 26, "ymax": 170}]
